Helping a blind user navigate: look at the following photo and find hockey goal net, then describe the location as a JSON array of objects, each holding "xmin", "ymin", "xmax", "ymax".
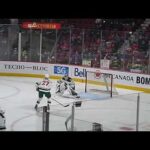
[{"xmin": 85, "ymin": 71, "xmax": 118, "ymax": 97}]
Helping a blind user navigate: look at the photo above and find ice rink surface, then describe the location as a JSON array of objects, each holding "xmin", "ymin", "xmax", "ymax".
[{"xmin": 0, "ymin": 76, "xmax": 150, "ymax": 131}]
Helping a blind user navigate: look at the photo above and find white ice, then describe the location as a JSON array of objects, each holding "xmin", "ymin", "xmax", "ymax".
[{"xmin": 0, "ymin": 76, "xmax": 150, "ymax": 131}]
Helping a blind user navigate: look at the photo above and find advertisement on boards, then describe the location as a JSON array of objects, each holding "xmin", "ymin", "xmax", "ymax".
[{"xmin": 54, "ymin": 66, "xmax": 69, "ymax": 75}]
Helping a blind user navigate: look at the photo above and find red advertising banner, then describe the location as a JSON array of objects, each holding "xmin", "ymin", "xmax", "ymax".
[{"xmin": 21, "ymin": 22, "xmax": 61, "ymax": 30}]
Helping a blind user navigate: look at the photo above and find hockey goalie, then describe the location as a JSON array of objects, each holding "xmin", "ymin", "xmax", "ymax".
[{"xmin": 56, "ymin": 74, "xmax": 80, "ymax": 98}]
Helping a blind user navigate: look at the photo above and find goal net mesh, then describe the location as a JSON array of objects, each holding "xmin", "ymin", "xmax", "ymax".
[{"xmin": 85, "ymin": 71, "xmax": 118, "ymax": 97}]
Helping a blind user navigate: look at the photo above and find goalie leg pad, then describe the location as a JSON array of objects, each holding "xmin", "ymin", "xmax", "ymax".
[
  {"xmin": 67, "ymin": 86, "xmax": 77, "ymax": 96},
  {"xmin": 56, "ymin": 84, "xmax": 60, "ymax": 93},
  {"xmin": 59, "ymin": 82, "xmax": 67, "ymax": 94}
]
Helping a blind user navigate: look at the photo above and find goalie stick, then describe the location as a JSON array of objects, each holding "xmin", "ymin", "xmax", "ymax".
[{"xmin": 51, "ymin": 97, "xmax": 70, "ymax": 107}]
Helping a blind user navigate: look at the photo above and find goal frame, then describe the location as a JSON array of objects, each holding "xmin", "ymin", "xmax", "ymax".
[{"xmin": 85, "ymin": 71, "xmax": 113, "ymax": 97}]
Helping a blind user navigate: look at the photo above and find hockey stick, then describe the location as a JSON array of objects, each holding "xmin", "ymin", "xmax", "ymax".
[{"xmin": 51, "ymin": 97, "xmax": 70, "ymax": 107}]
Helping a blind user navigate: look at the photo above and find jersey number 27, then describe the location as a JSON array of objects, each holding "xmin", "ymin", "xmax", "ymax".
[{"xmin": 42, "ymin": 81, "xmax": 49, "ymax": 86}]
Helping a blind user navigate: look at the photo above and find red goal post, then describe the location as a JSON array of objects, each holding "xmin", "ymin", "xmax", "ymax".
[{"xmin": 85, "ymin": 71, "xmax": 116, "ymax": 97}]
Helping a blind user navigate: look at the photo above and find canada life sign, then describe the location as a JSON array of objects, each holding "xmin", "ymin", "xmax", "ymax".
[{"xmin": 21, "ymin": 22, "xmax": 61, "ymax": 30}]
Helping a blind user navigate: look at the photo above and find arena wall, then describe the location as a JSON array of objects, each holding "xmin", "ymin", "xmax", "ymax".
[{"xmin": 0, "ymin": 61, "xmax": 150, "ymax": 93}]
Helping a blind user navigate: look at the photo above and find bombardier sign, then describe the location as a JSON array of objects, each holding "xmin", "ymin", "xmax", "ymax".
[{"xmin": 136, "ymin": 76, "xmax": 150, "ymax": 85}]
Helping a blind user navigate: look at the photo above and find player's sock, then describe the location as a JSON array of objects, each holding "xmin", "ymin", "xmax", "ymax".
[
  {"xmin": 47, "ymin": 104, "xmax": 50, "ymax": 111},
  {"xmin": 47, "ymin": 100, "xmax": 51, "ymax": 111},
  {"xmin": 34, "ymin": 101, "xmax": 40, "ymax": 110},
  {"xmin": 34, "ymin": 104, "xmax": 38, "ymax": 110}
]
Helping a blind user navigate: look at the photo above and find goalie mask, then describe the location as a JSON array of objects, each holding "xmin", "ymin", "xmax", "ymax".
[{"xmin": 64, "ymin": 74, "xmax": 69, "ymax": 80}]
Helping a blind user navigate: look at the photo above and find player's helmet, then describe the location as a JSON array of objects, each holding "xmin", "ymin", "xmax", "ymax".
[{"xmin": 45, "ymin": 74, "xmax": 49, "ymax": 79}]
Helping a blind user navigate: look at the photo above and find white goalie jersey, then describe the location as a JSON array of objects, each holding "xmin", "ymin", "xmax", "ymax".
[{"xmin": 56, "ymin": 75, "xmax": 80, "ymax": 98}]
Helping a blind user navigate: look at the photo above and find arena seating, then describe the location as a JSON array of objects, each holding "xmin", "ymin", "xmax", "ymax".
[{"xmin": 1, "ymin": 19, "xmax": 149, "ymax": 74}]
